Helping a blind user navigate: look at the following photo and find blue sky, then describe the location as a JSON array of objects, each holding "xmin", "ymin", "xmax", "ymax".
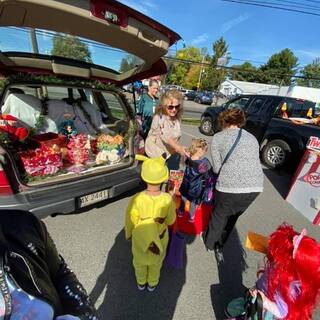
[
  {"xmin": 0, "ymin": 0, "xmax": 319, "ymax": 71},
  {"xmin": 119, "ymin": 0, "xmax": 320, "ymax": 68}
]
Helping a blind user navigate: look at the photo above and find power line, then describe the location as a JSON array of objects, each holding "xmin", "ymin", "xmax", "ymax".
[
  {"xmin": 222, "ymin": 0, "xmax": 320, "ymax": 16},
  {"xmin": 240, "ymin": 0, "xmax": 320, "ymax": 11},
  {"xmin": 303, "ymin": 0, "xmax": 320, "ymax": 4},
  {"xmin": 163, "ymin": 56, "xmax": 320, "ymax": 81},
  {"xmin": 5, "ymin": 27, "xmax": 315, "ymax": 70}
]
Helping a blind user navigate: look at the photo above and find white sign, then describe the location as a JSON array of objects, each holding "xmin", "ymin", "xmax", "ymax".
[{"xmin": 307, "ymin": 136, "xmax": 320, "ymax": 152}]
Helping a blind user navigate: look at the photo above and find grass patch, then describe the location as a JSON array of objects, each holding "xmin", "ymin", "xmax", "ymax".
[{"xmin": 182, "ymin": 118, "xmax": 200, "ymax": 126}]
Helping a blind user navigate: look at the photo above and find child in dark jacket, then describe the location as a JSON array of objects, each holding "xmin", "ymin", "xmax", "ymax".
[{"xmin": 178, "ymin": 138, "xmax": 213, "ymax": 222}]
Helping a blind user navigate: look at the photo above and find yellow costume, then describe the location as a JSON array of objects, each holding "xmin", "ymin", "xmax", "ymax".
[{"xmin": 125, "ymin": 155, "xmax": 176, "ymax": 287}]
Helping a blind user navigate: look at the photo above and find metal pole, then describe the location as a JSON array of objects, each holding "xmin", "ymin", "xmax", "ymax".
[
  {"xmin": 197, "ymin": 55, "xmax": 205, "ymax": 90},
  {"xmin": 29, "ymin": 28, "xmax": 39, "ymax": 54}
]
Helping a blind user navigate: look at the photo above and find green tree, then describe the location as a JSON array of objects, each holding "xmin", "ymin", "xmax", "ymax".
[
  {"xmin": 297, "ymin": 59, "xmax": 320, "ymax": 88},
  {"xmin": 119, "ymin": 54, "xmax": 144, "ymax": 72},
  {"xmin": 229, "ymin": 62, "xmax": 258, "ymax": 82},
  {"xmin": 259, "ymin": 48, "xmax": 298, "ymax": 85},
  {"xmin": 166, "ymin": 46, "xmax": 202, "ymax": 86},
  {"xmin": 183, "ymin": 65, "xmax": 201, "ymax": 89},
  {"xmin": 51, "ymin": 33, "xmax": 92, "ymax": 63},
  {"xmin": 201, "ymin": 37, "xmax": 230, "ymax": 90}
]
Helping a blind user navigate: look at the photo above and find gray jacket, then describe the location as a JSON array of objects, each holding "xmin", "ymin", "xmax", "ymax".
[{"xmin": 211, "ymin": 128, "xmax": 264, "ymax": 193}]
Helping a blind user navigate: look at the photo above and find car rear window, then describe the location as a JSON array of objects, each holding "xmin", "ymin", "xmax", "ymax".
[
  {"xmin": 284, "ymin": 99, "xmax": 316, "ymax": 117},
  {"xmin": 0, "ymin": 27, "xmax": 145, "ymax": 75}
]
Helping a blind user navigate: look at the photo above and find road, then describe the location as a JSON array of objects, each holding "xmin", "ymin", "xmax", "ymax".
[
  {"xmin": 183, "ymin": 100, "xmax": 208, "ymax": 119},
  {"xmin": 45, "ymin": 125, "xmax": 320, "ymax": 320}
]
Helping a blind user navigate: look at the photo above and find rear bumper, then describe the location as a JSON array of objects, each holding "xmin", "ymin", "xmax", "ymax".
[{"xmin": 0, "ymin": 165, "xmax": 141, "ymax": 219}]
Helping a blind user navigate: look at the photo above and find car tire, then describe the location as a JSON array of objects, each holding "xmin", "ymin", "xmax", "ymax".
[
  {"xmin": 200, "ymin": 116, "xmax": 214, "ymax": 136},
  {"xmin": 261, "ymin": 139, "xmax": 291, "ymax": 169}
]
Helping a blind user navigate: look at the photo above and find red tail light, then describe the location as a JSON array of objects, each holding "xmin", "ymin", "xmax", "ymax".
[{"xmin": 0, "ymin": 165, "xmax": 13, "ymax": 195}]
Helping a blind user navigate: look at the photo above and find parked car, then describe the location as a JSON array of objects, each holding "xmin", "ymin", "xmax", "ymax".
[
  {"xmin": 199, "ymin": 94, "xmax": 320, "ymax": 168},
  {"xmin": 184, "ymin": 90, "xmax": 197, "ymax": 101},
  {"xmin": 0, "ymin": 0, "xmax": 180, "ymax": 218},
  {"xmin": 194, "ymin": 92, "xmax": 213, "ymax": 104}
]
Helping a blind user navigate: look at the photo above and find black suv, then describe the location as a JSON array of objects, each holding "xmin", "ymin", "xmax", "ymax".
[{"xmin": 199, "ymin": 94, "xmax": 320, "ymax": 168}]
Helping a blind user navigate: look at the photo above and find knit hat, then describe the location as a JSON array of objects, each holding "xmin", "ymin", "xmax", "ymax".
[{"xmin": 136, "ymin": 154, "xmax": 169, "ymax": 184}]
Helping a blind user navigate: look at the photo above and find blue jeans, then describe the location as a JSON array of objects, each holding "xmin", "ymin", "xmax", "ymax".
[{"xmin": 179, "ymin": 196, "xmax": 197, "ymax": 221}]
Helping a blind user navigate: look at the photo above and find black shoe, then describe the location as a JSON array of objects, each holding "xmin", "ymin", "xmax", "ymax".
[{"xmin": 214, "ymin": 245, "xmax": 224, "ymax": 265}]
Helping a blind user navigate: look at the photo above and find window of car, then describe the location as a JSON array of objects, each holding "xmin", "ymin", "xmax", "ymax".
[
  {"xmin": 226, "ymin": 97, "xmax": 251, "ymax": 110},
  {"xmin": 284, "ymin": 99, "xmax": 315, "ymax": 118},
  {"xmin": 246, "ymin": 98, "xmax": 267, "ymax": 114},
  {"xmin": 315, "ymin": 103, "xmax": 320, "ymax": 117},
  {"xmin": 46, "ymin": 86, "xmax": 82, "ymax": 100},
  {"xmin": 101, "ymin": 92, "xmax": 128, "ymax": 121}
]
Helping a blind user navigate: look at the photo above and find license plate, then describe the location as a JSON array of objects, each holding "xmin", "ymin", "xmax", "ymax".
[{"xmin": 79, "ymin": 189, "xmax": 109, "ymax": 208}]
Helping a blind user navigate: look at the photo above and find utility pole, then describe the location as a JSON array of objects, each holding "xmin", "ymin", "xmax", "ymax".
[
  {"xmin": 197, "ymin": 55, "xmax": 205, "ymax": 91},
  {"xmin": 29, "ymin": 28, "xmax": 39, "ymax": 54}
]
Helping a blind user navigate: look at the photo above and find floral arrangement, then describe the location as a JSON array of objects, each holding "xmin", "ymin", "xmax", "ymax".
[
  {"xmin": 96, "ymin": 134, "xmax": 124, "ymax": 150},
  {"xmin": 0, "ymin": 114, "xmax": 29, "ymax": 141},
  {"xmin": 19, "ymin": 145, "xmax": 63, "ymax": 176},
  {"xmin": 67, "ymin": 134, "xmax": 89, "ymax": 166},
  {"xmin": 96, "ymin": 134, "xmax": 125, "ymax": 164},
  {"xmin": 96, "ymin": 149, "xmax": 120, "ymax": 165}
]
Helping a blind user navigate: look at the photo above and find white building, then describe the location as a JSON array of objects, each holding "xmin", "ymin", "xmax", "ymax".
[
  {"xmin": 220, "ymin": 80, "xmax": 279, "ymax": 96},
  {"xmin": 220, "ymin": 80, "xmax": 320, "ymax": 104}
]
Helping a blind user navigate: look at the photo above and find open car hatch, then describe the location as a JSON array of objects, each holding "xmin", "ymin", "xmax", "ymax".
[{"xmin": 0, "ymin": 0, "xmax": 181, "ymax": 84}]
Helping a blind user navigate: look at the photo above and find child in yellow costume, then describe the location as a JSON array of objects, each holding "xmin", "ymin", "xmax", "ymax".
[{"xmin": 125, "ymin": 154, "xmax": 176, "ymax": 292}]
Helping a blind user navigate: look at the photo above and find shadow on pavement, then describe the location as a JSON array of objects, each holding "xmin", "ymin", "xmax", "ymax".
[
  {"xmin": 90, "ymin": 229, "xmax": 187, "ymax": 320},
  {"xmin": 263, "ymin": 168, "xmax": 292, "ymax": 198},
  {"xmin": 210, "ymin": 229, "xmax": 248, "ymax": 320}
]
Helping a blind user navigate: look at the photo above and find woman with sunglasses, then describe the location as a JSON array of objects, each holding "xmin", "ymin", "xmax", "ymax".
[{"xmin": 145, "ymin": 89, "xmax": 188, "ymax": 170}]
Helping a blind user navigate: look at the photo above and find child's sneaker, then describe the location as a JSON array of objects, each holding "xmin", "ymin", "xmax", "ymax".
[
  {"xmin": 147, "ymin": 285, "xmax": 157, "ymax": 292},
  {"xmin": 137, "ymin": 283, "xmax": 146, "ymax": 291}
]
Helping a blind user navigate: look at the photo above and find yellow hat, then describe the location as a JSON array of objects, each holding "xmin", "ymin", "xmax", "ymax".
[{"xmin": 136, "ymin": 154, "xmax": 169, "ymax": 184}]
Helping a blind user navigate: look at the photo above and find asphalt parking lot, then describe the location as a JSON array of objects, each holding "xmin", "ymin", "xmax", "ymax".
[{"xmin": 45, "ymin": 124, "xmax": 320, "ymax": 320}]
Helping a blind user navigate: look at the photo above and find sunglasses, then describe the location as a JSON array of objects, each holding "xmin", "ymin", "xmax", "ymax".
[{"xmin": 167, "ymin": 104, "xmax": 180, "ymax": 110}]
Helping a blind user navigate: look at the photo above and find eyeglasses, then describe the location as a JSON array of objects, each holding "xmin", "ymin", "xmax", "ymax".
[{"xmin": 167, "ymin": 104, "xmax": 180, "ymax": 110}]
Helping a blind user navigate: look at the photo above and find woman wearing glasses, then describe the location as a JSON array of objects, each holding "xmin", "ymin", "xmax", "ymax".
[{"xmin": 145, "ymin": 89, "xmax": 188, "ymax": 170}]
